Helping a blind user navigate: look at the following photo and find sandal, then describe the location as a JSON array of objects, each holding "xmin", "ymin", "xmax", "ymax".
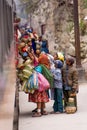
[
  {"xmin": 50, "ymin": 111, "xmax": 56, "ymax": 114},
  {"xmin": 41, "ymin": 110, "xmax": 48, "ymax": 115},
  {"xmin": 32, "ymin": 112, "xmax": 42, "ymax": 117},
  {"xmin": 32, "ymin": 108, "xmax": 37, "ymax": 113}
]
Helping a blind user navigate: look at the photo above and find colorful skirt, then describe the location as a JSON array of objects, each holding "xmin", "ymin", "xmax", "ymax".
[{"xmin": 29, "ymin": 90, "xmax": 49, "ymax": 103}]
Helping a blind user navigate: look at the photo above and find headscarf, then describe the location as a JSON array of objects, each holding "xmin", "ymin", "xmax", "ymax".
[{"xmin": 38, "ymin": 53, "xmax": 50, "ymax": 69}]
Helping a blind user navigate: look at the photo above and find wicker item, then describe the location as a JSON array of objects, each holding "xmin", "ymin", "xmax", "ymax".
[{"xmin": 65, "ymin": 98, "xmax": 76, "ymax": 114}]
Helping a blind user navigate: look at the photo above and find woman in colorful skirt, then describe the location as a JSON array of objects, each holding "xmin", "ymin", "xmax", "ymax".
[{"xmin": 28, "ymin": 51, "xmax": 51, "ymax": 117}]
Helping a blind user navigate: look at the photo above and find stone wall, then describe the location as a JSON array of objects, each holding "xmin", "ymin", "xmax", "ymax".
[
  {"xmin": 28, "ymin": 0, "xmax": 87, "ymax": 59},
  {"xmin": 29, "ymin": 0, "xmax": 56, "ymax": 51},
  {"xmin": 29, "ymin": 0, "xmax": 75, "ymax": 54}
]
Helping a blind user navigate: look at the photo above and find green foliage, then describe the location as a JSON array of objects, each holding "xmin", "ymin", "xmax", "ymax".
[
  {"xmin": 83, "ymin": 0, "xmax": 87, "ymax": 8},
  {"xmin": 66, "ymin": 22, "xmax": 74, "ymax": 33},
  {"xmin": 79, "ymin": 20, "xmax": 86, "ymax": 35}
]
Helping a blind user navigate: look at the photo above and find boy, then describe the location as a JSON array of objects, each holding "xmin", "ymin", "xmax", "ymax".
[{"xmin": 50, "ymin": 60, "xmax": 64, "ymax": 113}]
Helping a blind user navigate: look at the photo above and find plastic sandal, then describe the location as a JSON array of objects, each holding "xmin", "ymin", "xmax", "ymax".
[
  {"xmin": 32, "ymin": 108, "xmax": 37, "ymax": 113},
  {"xmin": 41, "ymin": 110, "xmax": 48, "ymax": 115},
  {"xmin": 32, "ymin": 112, "xmax": 42, "ymax": 117}
]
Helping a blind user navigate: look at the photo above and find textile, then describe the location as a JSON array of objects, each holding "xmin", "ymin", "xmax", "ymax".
[
  {"xmin": 38, "ymin": 54, "xmax": 50, "ymax": 69},
  {"xmin": 40, "ymin": 64, "xmax": 54, "ymax": 88},
  {"xmin": 29, "ymin": 90, "xmax": 49, "ymax": 103}
]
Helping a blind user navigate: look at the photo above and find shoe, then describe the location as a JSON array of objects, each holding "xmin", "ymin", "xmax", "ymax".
[
  {"xmin": 32, "ymin": 112, "xmax": 42, "ymax": 117},
  {"xmin": 50, "ymin": 111, "xmax": 56, "ymax": 114},
  {"xmin": 55, "ymin": 111, "xmax": 63, "ymax": 114},
  {"xmin": 50, "ymin": 111, "xmax": 63, "ymax": 114},
  {"xmin": 32, "ymin": 108, "xmax": 37, "ymax": 113}
]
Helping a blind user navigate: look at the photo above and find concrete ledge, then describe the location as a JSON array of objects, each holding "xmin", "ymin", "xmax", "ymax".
[{"xmin": 0, "ymin": 44, "xmax": 16, "ymax": 130}]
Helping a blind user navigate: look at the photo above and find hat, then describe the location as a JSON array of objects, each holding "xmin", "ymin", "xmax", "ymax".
[
  {"xmin": 54, "ymin": 60, "xmax": 63, "ymax": 68},
  {"xmin": 57, "ymin": 52, "xmax": 64, "ymax": 62}
]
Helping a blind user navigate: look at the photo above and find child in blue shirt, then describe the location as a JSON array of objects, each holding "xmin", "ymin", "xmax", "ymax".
[{"xmin": 50, "ymin": 60, "xmax": 64, "ymax": 114}]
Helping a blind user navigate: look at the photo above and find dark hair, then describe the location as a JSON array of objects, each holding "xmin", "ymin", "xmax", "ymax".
[{"xmin": 68, "ymin": 58, "xmax": 74, "ymax": 65}]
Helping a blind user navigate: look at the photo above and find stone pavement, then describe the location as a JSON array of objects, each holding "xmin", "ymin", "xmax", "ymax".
[{"xmin": 19, "ymin": 82, "xmax": 87, "ymax": 130}]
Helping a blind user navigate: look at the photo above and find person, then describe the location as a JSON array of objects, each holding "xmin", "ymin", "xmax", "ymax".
[
  {"xmin": 50, "ymin": 60, "xmax": 64, "ymax": 114},
  {"xmin": 38, "ymin": 52, "xmax": 50, "ymax": 69},
  {"xmin": 62, "ymin": 56, "xmax": 78, "ymax": 112},
  {"xmin": 29, "ymin": 77, "xmax": 49, "ymax": 117},
  {"xmin": 28, "ymin": 50, "xmax": 50, "ymax": 117},
  {"xmin": 41, "ymin": 40, "xmax": 49, "ymax": 54}
]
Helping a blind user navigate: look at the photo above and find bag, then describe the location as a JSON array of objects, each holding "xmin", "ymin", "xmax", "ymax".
[
  {"xmin": 23, "ymin": 65, "xmax": 33, "ymax": 79},
  {"xmin": 37, "ymin": 72, "xmax": 50, "ymax": 92},
  {"xmin": 21, "ymin": 80, "xmax": 29, "ymax": 93},
  {"xmin": 40, "ymin": 64, "xmax": 54, "ymax": 88},
  {"xmin": 27, "ymin": 71, "xmax": 38, "ymax": 90},
  {"xmin": 21, "ymin": 80, "xmax": 35, "ymax": 94}
]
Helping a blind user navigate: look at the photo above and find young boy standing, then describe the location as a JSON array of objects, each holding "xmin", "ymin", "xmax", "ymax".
[
  {"xmin": 62, "ymin": 57, "xmax": 78, "ymax": 112},
  {"xmin": 50, "ymin": 60, "xmax": 64, "ymax": 114}
]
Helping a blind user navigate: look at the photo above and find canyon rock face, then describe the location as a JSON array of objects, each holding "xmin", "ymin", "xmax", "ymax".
[{"xmin": 27, "ymin": 0, "xmax": 87, "ymax": 60}]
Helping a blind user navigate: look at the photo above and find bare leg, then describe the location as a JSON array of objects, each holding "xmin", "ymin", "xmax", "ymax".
[
  {"xmin": 32, "ymin": 102, "xmax": 42, "ymax": 117},
  {"xmin": 41, "ymin": 102, "xmax": 48, "ymax": 115}
]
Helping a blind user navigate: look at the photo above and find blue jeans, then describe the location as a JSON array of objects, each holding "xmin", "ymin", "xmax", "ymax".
[{"xmin": 53, "ymin": 88, "xmax": 63, "ymax": 112}]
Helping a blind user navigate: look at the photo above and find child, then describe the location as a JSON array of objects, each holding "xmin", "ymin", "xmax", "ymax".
[
  {"xmin": 62, "ymin": 57, "xmax": 78, "ymax": 112},
  {"xmin": 50, "ymin": 60, "xmax": 64, "ymax": 114},
  {"xmin": 53, "ymin": 52, "xmax": 64, "ymax": 63}
]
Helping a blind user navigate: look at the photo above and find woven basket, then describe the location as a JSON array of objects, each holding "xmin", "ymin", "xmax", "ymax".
[{"xmin": 65, "ymin": 97, "xmax": 76, "ymax": 114}]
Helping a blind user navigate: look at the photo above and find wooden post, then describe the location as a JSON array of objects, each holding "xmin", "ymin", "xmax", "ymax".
[{"xmin": 73, "ymin": 0, "xmax": 82, "ymax": 68}]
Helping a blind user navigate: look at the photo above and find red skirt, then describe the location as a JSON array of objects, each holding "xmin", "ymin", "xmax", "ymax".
[{"xmin": 28, "ymin": 90, "xmax": 49, "ymax": 103}]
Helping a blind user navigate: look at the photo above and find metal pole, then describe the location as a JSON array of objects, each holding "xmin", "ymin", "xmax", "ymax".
[{"xmin": 73, "ymin": 0, "xmax": 82, "ymax": 68}]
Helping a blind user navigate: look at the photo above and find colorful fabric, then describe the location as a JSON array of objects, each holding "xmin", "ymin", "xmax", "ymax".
[
  {"xmin": 37, "ymin": 72, "xmax": 50, "ymax": 92},
  {"xmin": 38, "ymin": 54, "xmax": 50, "ymax": 69},
  {"xmin": 34, "ymin": 65, "xmax": 42, "ymax": 73},
  {"xmin": 29, "ymin": 90, "xmax": 49, "ymax": 103},
  {"xmin": 40, "ymin": 64, "xmax": 54, "ymax": 88},
  {"xmin": 22, "ymin": 65, "xmax": 33, "ymax": 79},
  {"xmin": 22, "ymin": 80, "xmax": 35, "ymax": 94},
  {"xmin": 33, "ymin": 58, "xmax": 38, "ymax": 67}
]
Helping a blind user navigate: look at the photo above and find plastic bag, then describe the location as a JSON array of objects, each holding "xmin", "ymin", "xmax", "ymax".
[{"xmin": 37, "ymin": 72, "xmax": 50, "ymax": 92}]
